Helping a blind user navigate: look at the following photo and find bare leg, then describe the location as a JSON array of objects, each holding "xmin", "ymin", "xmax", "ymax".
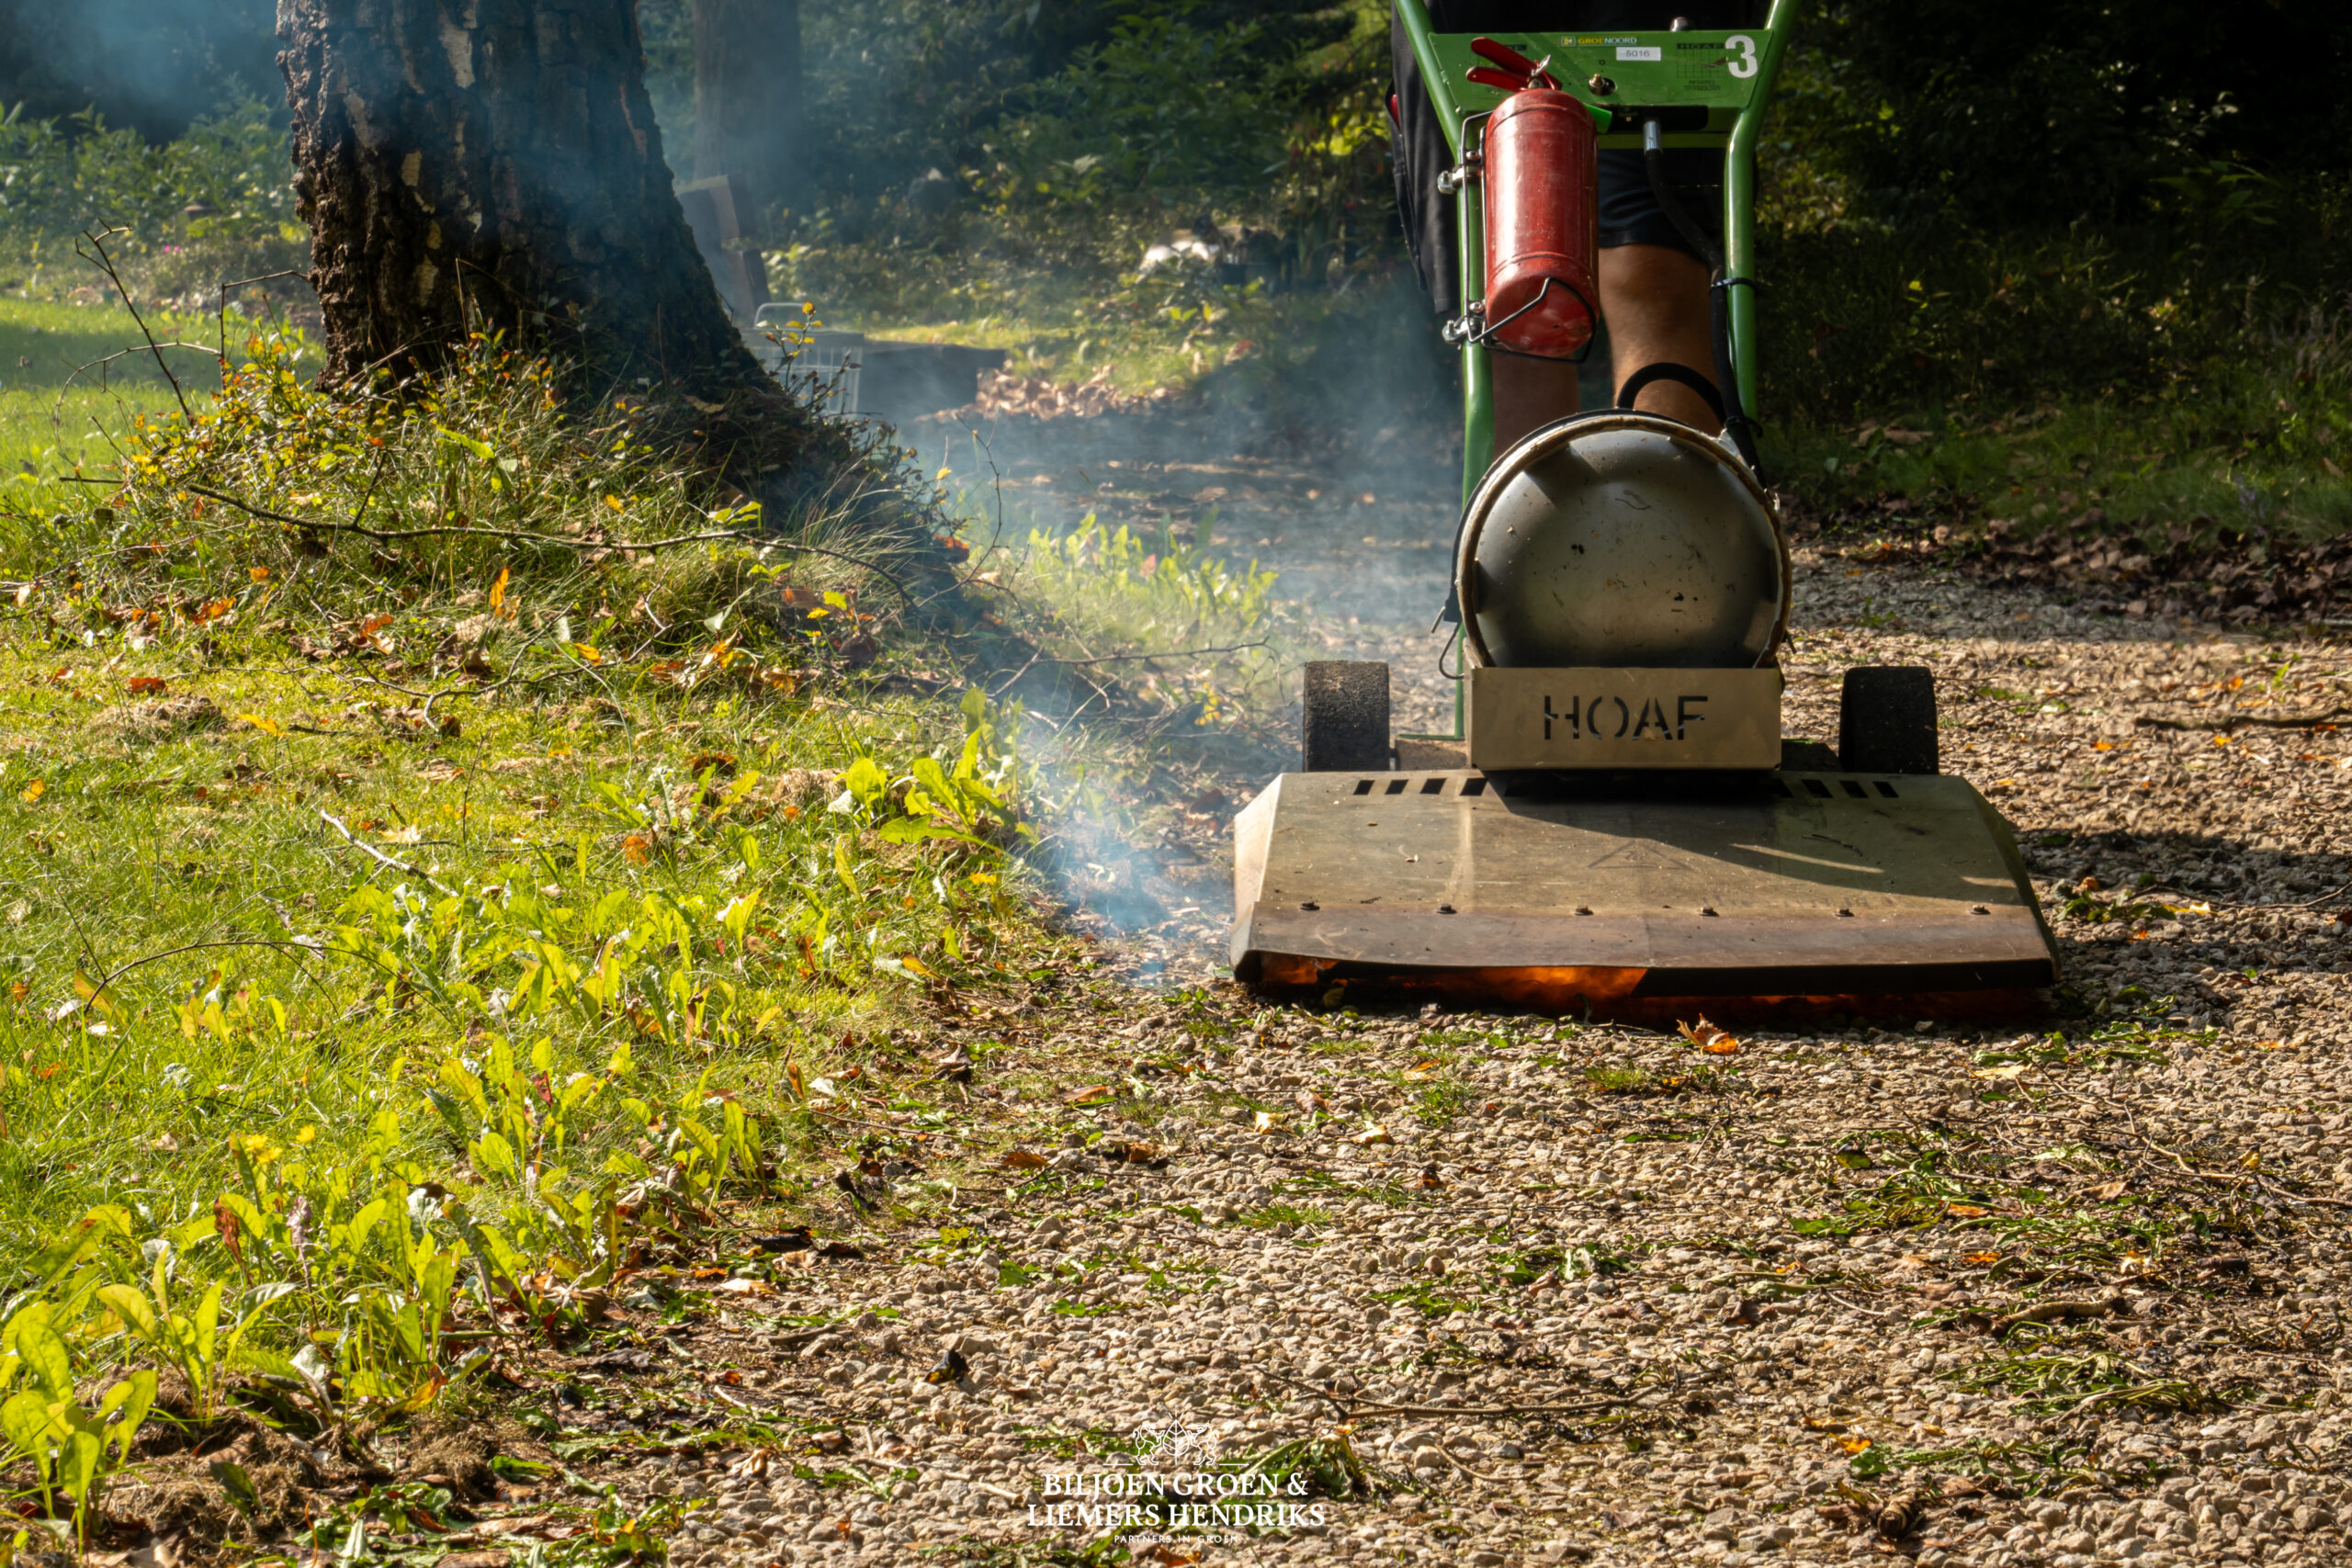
[
  {"xmin": 1488, "ymin": 351, "xmax": 1581, "ymax": 459},
  {"xmin": 1598, "ymin": 243, "xmax": 1720, "ymax": 434}
]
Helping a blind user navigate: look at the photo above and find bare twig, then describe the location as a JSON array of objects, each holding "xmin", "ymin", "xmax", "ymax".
[
  {"xmin": 59, "ymin": 343, "xmax": 221, "ymax": 400},
  {"xmin": 85, "ymin": 937, "xmax": 324, "ymax": 1006},
  {"xmin": 214, "ymin": 269, "xmax": 306, "ymax": 360},
  {"xmin": 177, "ymin": 483, "xmax": 911, "ymax": 599},
  {"xmin": 75, "ymin": 226, "xmax": 194, "ymax": 424},
  {"xmin": 1990, "ymin": 1297, "xmax": 2131, "ymax": 1337},
  {"xmin": 1027, "ymin": 641, "xmax": 1269, "ymax": 670},
  {"xmin": 317, "ymin": 809, "xmax": 457, "ymax": 896}
]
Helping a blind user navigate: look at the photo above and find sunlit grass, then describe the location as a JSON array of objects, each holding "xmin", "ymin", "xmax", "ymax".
[{"xmin": 0, "ymin": 309, "xmax": 1077, "ymax": 1495}]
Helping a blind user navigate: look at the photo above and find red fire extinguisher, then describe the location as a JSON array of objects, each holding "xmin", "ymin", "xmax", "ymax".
[{"xmin": 1468, "ymin": 40, "xmax": 1598, "ymax": 358}]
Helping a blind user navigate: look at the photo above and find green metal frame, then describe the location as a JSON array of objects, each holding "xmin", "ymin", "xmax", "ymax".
[{"xmin": 1392, "ymin": 0, "xmax": 1795, "ymax": 744}]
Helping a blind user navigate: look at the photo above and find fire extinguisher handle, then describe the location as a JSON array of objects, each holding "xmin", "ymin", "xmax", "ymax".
[{"xmin": 1467, "ymin": 36, "xmax": 1542, "ymax": 75}]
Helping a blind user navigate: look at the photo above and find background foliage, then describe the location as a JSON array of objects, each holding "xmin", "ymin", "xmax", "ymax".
[{"xmin": 0, "ymin": 0, "xmax": 2347, "ymax": 533}]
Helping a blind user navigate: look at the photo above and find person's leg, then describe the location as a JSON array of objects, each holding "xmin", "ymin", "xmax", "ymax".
[
  {"xmin": 1599, "ymin": 243, "xmax": 1719, "ymax": 433},
  {"xmin": 1489, "ymin": 352, "xmax": 1582, "ymax": 457}
]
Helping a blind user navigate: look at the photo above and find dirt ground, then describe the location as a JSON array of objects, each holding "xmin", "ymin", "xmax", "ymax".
[{"xmin": 308, "ymin": 412, "xmax": 2352, "ymax": 1568}]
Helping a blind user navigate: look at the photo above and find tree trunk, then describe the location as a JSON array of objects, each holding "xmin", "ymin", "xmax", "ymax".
[
  {"xmin": 277, "ymin": 0, "xmax": 768, "ymax": 393},
  {"xmin": 693, "ymin": 0, "xmax": 802, "ymax": 211}
]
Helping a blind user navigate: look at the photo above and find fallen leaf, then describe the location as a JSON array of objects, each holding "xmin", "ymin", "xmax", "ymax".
[
  {"xmin": 1840, "ymin": 1437, "xmax": 1876, "ymax": 1454},
  {"xmin": 715, "ymin": 1277, "xmax": 771, "ymax": 1294},
  {"xmin": 1678, "ymin": 1017, "xmax": 1740, "ymax": 1054},
  {"xmin": 17, "ymin": 778, "xmax": 42, "ymax": 804},
  {"xmin": 2091, "ymin": 1179, "xmax": 2129, "ymax": 1200},
  {"xmin": 1943, "ymin": 1203, "xmax": 1989, "ymax": 1219},
  {"xmin": 1349, "ymin": 1124, "xmax": 1394, "ymax": 1146},
  {"xmin": 418, "ymin": 760, "xmax": 460, "ymax": 783},
  {"xmin": 1064, "ymin": 1084, "xmax": 1114, "ymax": 1106},
  {"xmin": 1001, "ymin": 1150, "xmax": 1049, "ymax": 1169},
  {"xmin": 925, "ymin": 1346, "xmax": 970, "ymax": 1384},
  {"xmin": 1961, "ymin": 1250, "xmax": 2000, "ymax": 1266},
  {"xmin": 1401, "ymin": 1059, "xmax": 1441, "ymax": 1082},
  {"xmin": 232, "ymin": 713, "xmax": 284, "ymax": 736},
  {"xmin": 125, "ymin": 676, "xmax": 168, "ymax": 695},
  {"xmin": 1971, "ymin": 1064, "xmax": 2027, "ymax": 1081},
  {"xmin": 621, "ymin": 832, "xmax": 653, "ymax": 865},
  {"xmin": 1251, "ymin": 1109, "xmax": 1279, "ymax": 1134},
  {"xmin": 382, "ymin": 823, "xmax": 424, "ymax": 844}
]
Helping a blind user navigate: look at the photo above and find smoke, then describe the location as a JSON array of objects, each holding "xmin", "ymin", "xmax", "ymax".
[
  {"xmin": 834, "ymin": 266, "xmax": 1515, "ymax": 987},
  {"xmin": 0, "ymin": 0, "xmax": 279, "ymax": 138}
]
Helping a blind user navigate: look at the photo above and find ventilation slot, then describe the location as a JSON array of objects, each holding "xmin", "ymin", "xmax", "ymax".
[
  {"xmin": 1768, "ymin": 778, "xmax": 1794, "ymax": 798},
  {"xmin": 1352, "ymin": 779, "xmax": 1375, "ymax": 796},
  {"xmin": 1840, "ymin": 779, "xmax": 1870, "ymax": 799},
  {"xmin": 1384, "ymin": 778, "xmax": 1408, "ymax": 795},
  {"xmin": 1420, "ymin": 777, "xmax": 1446, "ymax": 795},
  {"xmin": 1461, "ymin": 776, "xmax": 1488, "ymax": 796},
  {"xmin": 1874, "ymin": 781, "xmax": 1900, "ymax": 799},
  {"xmin": 1803, "ymin": 777, "xmax": 1833, "ymax": 799}
]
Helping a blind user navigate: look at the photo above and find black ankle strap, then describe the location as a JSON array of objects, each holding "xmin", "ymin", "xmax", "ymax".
[{"xmin": 1614, "ymin": 361, "xmax": 1725, "ymax": 423}]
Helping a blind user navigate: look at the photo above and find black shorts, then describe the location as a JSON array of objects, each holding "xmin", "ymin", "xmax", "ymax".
[{"xmin": 1391, "ymin": 1, "xmax": 1753, "ymax": 316}]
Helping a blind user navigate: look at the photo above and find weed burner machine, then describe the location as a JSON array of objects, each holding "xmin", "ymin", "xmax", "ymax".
[{"xmin": 1230, "ymin": 0, "xmax": 2058, "ymax": 1017}]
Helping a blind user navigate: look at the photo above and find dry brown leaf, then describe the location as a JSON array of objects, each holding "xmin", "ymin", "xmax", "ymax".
[
  {"xmin": 1678, "ymin": 1017, "xmax": 1739, "ymax": 1054},
  {"xmin": 1001, "ymin": 1150, "xmax": 1049, "ymax": 1169},
  {"xmin": 1064, "ymin": 1084, "xmax": 1114, "ymax": 1106}
]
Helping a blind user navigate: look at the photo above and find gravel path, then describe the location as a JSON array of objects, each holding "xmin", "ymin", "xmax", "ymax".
[{"xmin": 561, "ymin": 418, "xmax": 2352, "ymax": 1568}]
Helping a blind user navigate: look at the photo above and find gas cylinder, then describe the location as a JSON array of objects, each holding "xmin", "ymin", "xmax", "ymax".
[{"xmin": 1481, "ymin": 88, "xmax": 1598, "ymax": 358}]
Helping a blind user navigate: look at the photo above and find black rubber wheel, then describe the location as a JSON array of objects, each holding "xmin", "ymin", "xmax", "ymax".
[
  {"xmin": 1302, "ymin": 660, "xmax": 1390, "ymax": 773},
  {"xmin": 1839, "ymin": 666, "xmax": 1939, "ymax": 774}
]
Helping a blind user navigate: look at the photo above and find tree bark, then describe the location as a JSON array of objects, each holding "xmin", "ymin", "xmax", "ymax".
[
  {"xmin": 693, "ymin": 0, "xmax": 802, "ymax": 211},
  {"xmin": 277, "ymin": 0, "xmax": 768, "ymax": 393}
]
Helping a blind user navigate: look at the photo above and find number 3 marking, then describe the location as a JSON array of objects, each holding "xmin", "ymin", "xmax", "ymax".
[{"xmin": 1726, "ymin": 34, "xmax": 1758, "ymax": 77}]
